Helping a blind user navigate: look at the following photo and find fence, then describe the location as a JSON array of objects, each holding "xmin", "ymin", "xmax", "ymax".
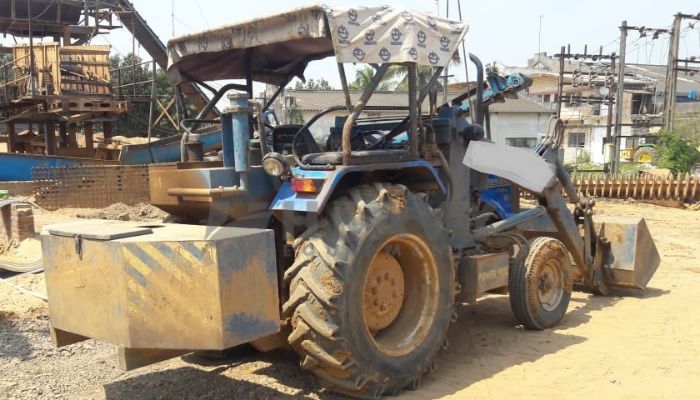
[
  {"xmin": 33, "ymin": 165, "xmax": 150, "ymax": 210},
  {"xmin": 570, "ymin": 173, "xmax": 699, "ymax": 203}
]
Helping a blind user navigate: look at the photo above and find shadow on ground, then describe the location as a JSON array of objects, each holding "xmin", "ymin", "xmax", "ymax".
[
  {"xmin": 103, "ymin": 287, "xmax": 669, "ymax": 400},
  {"xmin": 104, "ymin": 347, "xmax": 343, "ymax": 400},
  {"xmin": 0, "ymin": 270, "xmax": 36, "ymax": 360},
  {"xmin": 0, "ymin": 311, "xmax": 34, "ymax": 360},
  {"xmin": 404, "ymin": 286, "xmax": 669, "ymax": 399}
]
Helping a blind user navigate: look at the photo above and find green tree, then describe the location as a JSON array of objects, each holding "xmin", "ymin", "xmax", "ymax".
[
  {"xmin": 383, "ymin": 65, "xmax": 445, "ymax": 91},
  {"xmin": 287, "ymin": 102, "xmax": 305, "ymax": 125},
  {"xmin": 656, "ymin": 130, "xmax": 700, "ymax": 175},
  {"xmin": 294, "ymin": 78, "xmax": 333, "ymax": 90},
  {"xmin": 109, "ymin": 53, "xmax": 189, "ymax": 138},
  {"xmin": 349, "ymin": 66, "xmax": 393, "ymax": 91},
  {"xmin": 0, "ymin": 54, "xmax": 14, "ymax": 109}
]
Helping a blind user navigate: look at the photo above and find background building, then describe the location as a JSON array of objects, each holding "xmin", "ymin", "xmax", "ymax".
[{"xmin": 272, "ymin": 89, "xmax": 553, "ymax": 148}]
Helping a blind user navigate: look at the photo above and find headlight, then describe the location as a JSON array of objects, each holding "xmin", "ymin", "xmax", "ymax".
[{"xmin": 262, "ymin": 152, "xmax": 289, "ymax": 177}]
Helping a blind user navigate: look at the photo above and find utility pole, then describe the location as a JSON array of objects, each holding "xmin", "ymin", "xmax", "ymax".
[
  {"xmin": 612, "ymin": 21, "xmax": 627, "ymax": 175},
  {"xmin": 171, "ymin": 0, "xmax": 176, "ymax": 37},
  {"xmin": 538, "ymin": 15, "xmax": 544, "ymax": 57},
  {"xmin": 556, "ymin": 45, "xmax": 565, "ymax": 118},
  {"xmin": 664, "ymin": 13, "xmax": 682, "ymax": 132},
  {"xmin": 605, "ymin": 55, "xmax": 616, "ymax": 143}
]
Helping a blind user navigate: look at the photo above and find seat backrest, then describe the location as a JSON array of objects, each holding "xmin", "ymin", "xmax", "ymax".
[{"xmin": 270, "ymin": 125, "xmax": 321, "ymax": 156}]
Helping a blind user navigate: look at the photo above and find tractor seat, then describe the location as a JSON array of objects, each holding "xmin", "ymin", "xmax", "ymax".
[{"xmin": 302, "ymin": 149, "xmax": 417, "ymax": 166}]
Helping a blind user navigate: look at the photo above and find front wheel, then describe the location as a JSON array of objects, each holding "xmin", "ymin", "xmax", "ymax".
[
  {"xmin": 283, "ymin": 183, "xmax": 455, "ymax": 398},
  {"xmin": 509, "ymin": 237, "xmax": 572, "ymax": 330}
]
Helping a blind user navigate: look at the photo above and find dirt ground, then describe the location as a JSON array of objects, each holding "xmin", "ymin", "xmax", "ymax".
[{"xmin": 1, "ymin": 200, "xmax": 699, "ymax": 399}]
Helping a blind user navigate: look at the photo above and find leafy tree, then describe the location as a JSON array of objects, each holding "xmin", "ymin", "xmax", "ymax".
[
  {"xmin": 383, "ymin": 65, "xmax": 445, "ymax": 91},
  {"xmin": 287, "ymin": 102, "xmax": 305, "ymax": 125},
  {"xmin": 0, "ymin": 54, "xmax": 14, "ymax": 110},
  {"xmin": 110, "ymin": 53, "xmax": 184, "ymax": 138},
  {"xmin": 349, "ymin": 53, "xmax": 461, "ymax": 91},
  {"xmin": 349, "ymin": 66, "xmax": 393, "ymax": 91},
  {"xmin": 294, "ymin": 78, "xmax": 333, "ymax": 90},
  {"xmin": 656, "ymin": 130, "xmax": 700, "ymax": 175}
]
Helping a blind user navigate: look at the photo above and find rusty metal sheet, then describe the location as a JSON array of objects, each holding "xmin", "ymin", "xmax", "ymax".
[
  {"xmin": 42, "ymin": 220, "xmax": 279, "ymax": 354},
  {"xmin": 596, "ymin": 216, "xmax": 660, "ymax": 290}
]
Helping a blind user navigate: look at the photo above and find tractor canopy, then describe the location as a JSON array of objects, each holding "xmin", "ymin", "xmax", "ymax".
[{"xmin": 166, "ymin": 4, "xmax": 469, "ymax": 85}]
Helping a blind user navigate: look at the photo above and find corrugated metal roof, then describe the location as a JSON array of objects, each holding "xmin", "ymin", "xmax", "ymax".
[{"xmin": 286, "ymin": 90, "xmax": 552, "ymax": 114}]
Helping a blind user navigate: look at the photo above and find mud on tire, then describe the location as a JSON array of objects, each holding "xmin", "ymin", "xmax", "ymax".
[{"xmin": 282, "ymin": 183, "xmax": 455, "ymax": 399}]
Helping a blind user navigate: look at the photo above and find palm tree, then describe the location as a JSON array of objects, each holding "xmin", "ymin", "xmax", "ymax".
[
  {"xmin": 349, "ymin": 66, "xmax": 393, "ymax": 91},
  {"xmin": 348, "ymin": 52, "xmax": 461, "ymax": 92},
  {"xmin": 384, "ymin": 65, "xmax": 444, "ymax": 91}
]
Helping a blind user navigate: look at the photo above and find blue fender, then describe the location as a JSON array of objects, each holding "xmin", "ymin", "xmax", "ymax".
[
  {"xmin": 270, "ymin": 160, "xmax": 447, "ymax": 213},
  {"xmin": 478, "ymin": 175, "xmax": 515, "ymax": 219}
]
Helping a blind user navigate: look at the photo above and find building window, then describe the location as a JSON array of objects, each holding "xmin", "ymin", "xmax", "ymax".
[
  {"xmin": 506, "ymin": 137, "xmax": 538, "ymax": 148},
  {"xmin": 543, "ymin": 94, "xmax": 551, "ymax": 103},
  {"xmin": 567, "ymin": 132, "xmax": 586, "ymax": 148}
]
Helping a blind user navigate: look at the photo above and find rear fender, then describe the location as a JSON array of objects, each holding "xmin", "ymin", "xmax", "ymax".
[{"xmin": 270, "ymin": 160, "xmax": 446, "ymax": 213}]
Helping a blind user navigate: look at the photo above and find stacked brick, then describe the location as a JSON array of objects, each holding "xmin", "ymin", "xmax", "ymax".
[{"xmin": 1, "ymin": 203, "xmax": 35, "ymax": 243}]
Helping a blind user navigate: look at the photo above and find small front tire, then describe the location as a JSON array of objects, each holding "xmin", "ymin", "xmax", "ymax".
[{"xmin": 509, "ymin": 237, "xmax": 572, "ymax": 330}]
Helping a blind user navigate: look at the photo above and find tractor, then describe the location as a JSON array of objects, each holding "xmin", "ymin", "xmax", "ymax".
[{"xmin": 40, "ymin": 5, "xmax": 660, "ymax": 399}]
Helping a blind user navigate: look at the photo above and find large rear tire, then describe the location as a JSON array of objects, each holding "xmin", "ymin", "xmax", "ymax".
[
  {"xmin": 283, "ymin": 183, "xmax": 455, "ymax": 398},
  {"xmin": 509, "ymin": 237, "xmax": 572, "ymax": 330}
]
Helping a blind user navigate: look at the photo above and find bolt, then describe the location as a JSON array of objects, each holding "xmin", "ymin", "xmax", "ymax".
[
  {"xmin": 379, "ymin": 304, "xmax": 386, "ymax": 312},
  {"xmin": 384, "ymin": 273, "xmax": 390, "ymax": 280},
  {"xmin": 371, "ymin": 287, "xmax": 377, "ymax": 295}
]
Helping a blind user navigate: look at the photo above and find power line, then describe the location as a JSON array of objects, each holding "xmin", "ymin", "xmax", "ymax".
[{"xmin": 194, "ymin": 0, "xmax": 210, "ymax": 27}]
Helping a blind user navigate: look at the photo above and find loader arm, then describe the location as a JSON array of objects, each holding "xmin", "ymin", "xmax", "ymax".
[{"xmin": 466, "ymin": 141, "xmax": 659, "ymax": 293}]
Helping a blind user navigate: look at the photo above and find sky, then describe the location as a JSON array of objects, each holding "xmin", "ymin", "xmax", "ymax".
[{"xmin": 2, "ymin": 0, "xmax": 699, "ymax": 90}]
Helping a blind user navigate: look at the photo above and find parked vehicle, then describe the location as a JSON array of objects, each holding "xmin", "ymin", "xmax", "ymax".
[{"xmin": 41, "ymin": 5, "xmax": 660, "ymax": 399}]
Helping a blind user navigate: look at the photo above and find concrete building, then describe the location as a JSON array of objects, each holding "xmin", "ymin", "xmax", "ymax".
[{"xmin": 274, "ymin": 89, "xmax": 553, "ymax": 148}]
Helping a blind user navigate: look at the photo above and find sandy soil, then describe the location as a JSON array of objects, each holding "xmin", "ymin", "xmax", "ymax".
[{"xmin": 1, "ymin": 200, "xmax": 699, "ymax": 399}]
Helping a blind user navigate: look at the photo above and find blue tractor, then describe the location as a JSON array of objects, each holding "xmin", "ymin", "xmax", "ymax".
[{"xmin": 40, "ymin": 5, "xmax": 660, "ymax": 399}]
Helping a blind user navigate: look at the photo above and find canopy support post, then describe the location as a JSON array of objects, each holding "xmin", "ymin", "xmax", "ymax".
[
  {"xmin": 341, "ymin": 64, "xmax": 389, "ymax": 165},
  {"xmin": 337, "ymin": 63, "xmax": 352, "ymax": 112}
]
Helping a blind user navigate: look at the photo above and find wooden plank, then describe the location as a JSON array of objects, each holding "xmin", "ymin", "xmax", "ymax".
[
  {"xmin": 84, "ymin": 122, "xmax": 94, "ymax": 156},
  {"xmin": 616, "ymin": 174, "xmax": 623, "ymax": 198},
  {"xmin": 58, "ymin": 122, "xmax": 68, "ymax": 149},
  {"xmin": 637, "ymin": 174, "xmax": 644, "ymax": 199},
  {"xmin": 683, "ymin": 173, "xmax": 691, "ymax": 201},
  {"xmin": 45, "ymin": 123, "xmax": 56, "ymax": 156},
  {"xmin": 692, "ymin": 176, "xmax": 699, "ymax": 201},
  {"xmin": 7, "ymin": 122, "xmax": 16, "ymax": 153}
]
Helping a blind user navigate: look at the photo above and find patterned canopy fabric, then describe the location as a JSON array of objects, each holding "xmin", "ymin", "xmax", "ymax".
[
  {"xmin": 325, "ymin": 5, "xmax": 468, "ymax": 67},
  {"xmin": 166, "ymin": 4, "xmax": 468, "ymax": 85}
]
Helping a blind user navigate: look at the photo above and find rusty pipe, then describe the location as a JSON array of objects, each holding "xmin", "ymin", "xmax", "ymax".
[
  {"xmin": 167, "ymin": 186, "xmax": 246, "ymax": 198},
  {"xmin": 248, "ymin": 99, "xmax": 268, "ymax": 155},
  {"xmin": 342, "ymin": 64, "xmax": 390, "ymax": 165}
]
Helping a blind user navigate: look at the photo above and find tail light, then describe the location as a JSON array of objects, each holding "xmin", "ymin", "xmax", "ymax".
[{"xmin": 291, "ymin": 178, "xmax": 324, "ymax": 194}]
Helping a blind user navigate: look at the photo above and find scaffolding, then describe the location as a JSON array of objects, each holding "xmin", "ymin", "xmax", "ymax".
[{"xmin": 0, "ymin": 0, "xmax": 167, "ymax": 160}]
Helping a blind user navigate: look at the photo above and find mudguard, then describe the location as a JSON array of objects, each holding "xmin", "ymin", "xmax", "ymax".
[{"xmin": 270, "ymin": 160, "xmax": 447, "ymax": 213}]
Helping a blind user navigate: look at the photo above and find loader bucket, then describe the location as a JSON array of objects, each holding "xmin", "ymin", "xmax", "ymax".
[{"xmin": 595, "ymin": 216, "xmax": 660, "ymax": 290}]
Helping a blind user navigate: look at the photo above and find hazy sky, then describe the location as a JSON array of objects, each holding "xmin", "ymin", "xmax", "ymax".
[{"xmin": 3, "ymin": 0, "xmax": 699, "ymax": 89}]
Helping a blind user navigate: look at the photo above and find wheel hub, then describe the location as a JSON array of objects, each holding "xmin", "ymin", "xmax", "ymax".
[
  {"xmin": 363, "ymin": 252, "xmax": 405, "ymax": 331},
  {"xmin": 537, "ymin": 260, "xmax": 564, "ymax": 312}
]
